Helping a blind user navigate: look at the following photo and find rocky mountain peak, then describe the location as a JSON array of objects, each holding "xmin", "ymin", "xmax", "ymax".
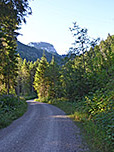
[{"xmin": 28, "ymin": 42, "xmax": 57, "ymax": 55}]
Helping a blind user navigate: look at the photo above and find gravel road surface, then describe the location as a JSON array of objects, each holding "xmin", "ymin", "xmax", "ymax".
[{"xmin": 0, "ymin": 100, "xmax": 89, "ymax": 152}]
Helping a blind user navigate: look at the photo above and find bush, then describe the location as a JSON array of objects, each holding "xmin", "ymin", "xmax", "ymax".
[{"xmin": 0, "ymin": 94, "xmax": 27, "ymax": 129}]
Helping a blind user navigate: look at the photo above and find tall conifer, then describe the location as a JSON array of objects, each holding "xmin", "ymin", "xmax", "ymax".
[{"xmin": 34, "ymin": 54, "xmax": 49, "ymax": 99}]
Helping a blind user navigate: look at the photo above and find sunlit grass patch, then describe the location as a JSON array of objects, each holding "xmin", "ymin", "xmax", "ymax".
[{"xmin": 51, "ymin": 97, "xmax": 114, "ymax": 152}]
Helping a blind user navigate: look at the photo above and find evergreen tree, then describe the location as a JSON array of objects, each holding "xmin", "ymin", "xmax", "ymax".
[
  {"xmin": 15, "ymin": 55, "xmax": 23, "ymax": 96},
  {"xmin": 69, "ymin": 22, "xmax": 89, "ymax": 73},
  {"xmin": 21, "ymin": 59, "xmax": 30, "ymax": 95},
  {"xmin": 46, "ymin": 56, "xmax": 61, "ymax": 99},
  {"xmin": 34, "ymin": 54, "xmax": 49, "ymax": 99},
  {"xmin": 28, "ymin": 59, "xmax": 39, "ymax": 94},
  {"xmin": 0, "ymin": 34, "xmax": 18, "ymax": 94},
  {"xmin": 0, "ymin": 0, "xmax": 32, "ymax": 94}
]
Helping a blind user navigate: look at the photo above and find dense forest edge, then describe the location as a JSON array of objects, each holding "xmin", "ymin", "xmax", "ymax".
[
  {"xmin": 0, "ymin": 0, "xmax": 32, "ymax": 130},
  {"xmin": 34, "ymin": 34, "xmax": 114, "ymax": 152},
  {"xmin": 0, "ymin": 1, "xmax": 114, "ymax": 152}
]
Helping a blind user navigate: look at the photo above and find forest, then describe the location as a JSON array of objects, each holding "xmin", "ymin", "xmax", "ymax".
[{"xmin": 0, "ymin": 0, "xmax": 114, "ymax": 152}]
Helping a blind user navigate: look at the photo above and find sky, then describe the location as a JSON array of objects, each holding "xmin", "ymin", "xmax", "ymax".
[{"xmin": 18, "ymin": 0, "xmax": 114, "ymax": 55}]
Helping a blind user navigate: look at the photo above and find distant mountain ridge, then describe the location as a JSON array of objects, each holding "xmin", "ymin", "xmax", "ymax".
[
  {"xmin": 16, "ymin": 41, "xmax": 63, "ymax": 64},
  {"xmin": 28, "ymin": 42, "xmax": 57, "ymax": 55}
]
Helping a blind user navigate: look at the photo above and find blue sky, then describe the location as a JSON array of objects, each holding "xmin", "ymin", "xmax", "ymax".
[{"xmin": 18, "ymin": 0, "xmax": 114, "ymax": 55}]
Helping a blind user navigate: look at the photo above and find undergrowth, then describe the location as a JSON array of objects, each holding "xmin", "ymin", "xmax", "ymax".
[
  {"xmin": 0, "ymin": 95, "xmax": 27, "ymax": 129},
  {"xmin": 39, "ymin": 79, "xmax": 114, "ymax": 152},
  {"xmin": 52, "ymin": 100, "xmax": 113, "ymax": 151}
]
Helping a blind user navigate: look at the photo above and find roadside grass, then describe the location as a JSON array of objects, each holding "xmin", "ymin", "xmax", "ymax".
[
  {"xmin": 0, "ymin": 95, "xmax": 28, "ymax": 129},
  {"xmin": 51, "ymin": 99, "xmax": 113, "ymax": 152},
  {"xmin": 47, "ymin": 77, "xmax": 114, "ymax": 152}
]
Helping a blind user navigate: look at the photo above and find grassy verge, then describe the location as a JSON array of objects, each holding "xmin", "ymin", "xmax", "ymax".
[
  {"xmin": 51, "ymin": 99, "xmax": 113, "ymax": 152},
  {"xmin": 0, "ymin": 95, "xmax": 28, "ymax": 129},
  {"xmin": 48, "ymin": 78, "xmax": 114, "ymax": 152}
]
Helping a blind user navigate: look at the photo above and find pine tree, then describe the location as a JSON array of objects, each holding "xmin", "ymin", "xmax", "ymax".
[
  {"xmin": 0, "ymin": 33, "xmax": 18, "ymax": 94},
  {"xmin": 34, "ymin": 54, "xmax": 49, "ymax": 99},
  {"xmin": 21, "ymin": 59, "xmax": 30, "ymax": 95},
  {"xmin": 28, "ymin": 60, "xmax": 39, "ymax": 94},
  {"xmin": 0, "ymin": 0, "xmax": 32, "ymax": 94},
  {"xmin": 46, "ymin": 56, "xmax": 61, "ymax": 99},
  {"xmin": 15, "ymin": 55, "xmax": 23, "ymax": 96}
]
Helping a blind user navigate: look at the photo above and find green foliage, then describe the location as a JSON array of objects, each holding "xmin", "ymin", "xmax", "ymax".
[
  {"xmin": 36, "ymin": 33, "xmax": 114, "ymax": 152},
  {"xmin": 0, "ymin": 0, "xmax": 32, "ymax": 25},
  {"xmin": 15, "ymin": 55, "xmax": 38, "ymax": 96},
  {"xmin": 46, "ymin": 56, "xmax": 62, "ymax": 99},
  {"xmin": 23, "ymin": 93, "xmax": 37, "ymax": 100},
  {"xmin": 21, "ymin": 59, "xmax": 30, "ymax": 95},
  {"xmin": 74, "ymin": 82, "xmax": 114, "ymax": 151},
  {"xmin": 0, "ymin": 95, "xmax": 27, "ymax": 129},
  {"xmin": 0, "ymin": 0, "xmax": 32, "ymax": 94},
  {"xmin": 34, "ymin": 54, "xmax": 49, "ymax": 99},
  {"xmin": 51, "ymin": 92, "xmax": 114, "ymax": 152},
  {"xmin": 0, "ymin": 20, "xmax": 18, "ymax": 94},
  {"xmin": 34, "ymin": 54, "xmax": 62, "ymax": 101}
]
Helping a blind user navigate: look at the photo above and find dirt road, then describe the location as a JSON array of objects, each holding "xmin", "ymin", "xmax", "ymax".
[{"xmin": 0, "ymin": 100, "xmax": 89, "ymax": 152}]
